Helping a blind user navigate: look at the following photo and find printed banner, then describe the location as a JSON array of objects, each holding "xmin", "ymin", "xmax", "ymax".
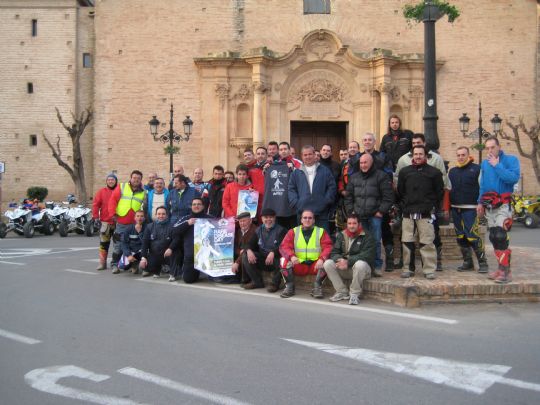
[
  {"xmin": 194, "ymin": 217, "xmax": 235, "ymax": 277},
  {"xmin": 237, "ymin": 189, "xmax": 259, "ymax": 218}
]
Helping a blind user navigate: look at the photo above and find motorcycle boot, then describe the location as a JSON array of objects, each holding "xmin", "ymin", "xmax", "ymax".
[
  {"xmin": 111, "ymin": 252, "xmax": 121, "ymax": 274},
  {"xmin": 279, "ymin": 267, "xmax": 295, "ymax": 298},
  {"xmin": 472, "ymin": 246, "xmax": 489, "ymax": 273},
  {"xmin": 384, "ymin": 245, "xmax": 394, "ymax": 272},
  {"xmin": 311, "ymin": 268, "xmax": 326, "ymax": 299},
  {"xmin": 494, "ymin": 249, "xmax": 512, "ymax": 284},
  {"xmin": 436, "ymin": 245, "xmax": 443, "ymax": 271},
  {"xmin": 457, "ymin": 246, "xmax": 474, "ymax": 272}
]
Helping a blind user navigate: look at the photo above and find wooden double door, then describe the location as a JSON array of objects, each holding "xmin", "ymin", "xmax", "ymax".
[{"xmin": 290, "ymin": 121, "xmax": 348, "ymax": 162}]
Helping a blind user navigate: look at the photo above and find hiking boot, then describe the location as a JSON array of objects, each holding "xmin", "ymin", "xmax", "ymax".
[
  {"xmin": 348, "ymin": 294, "xmax": 360, "ymax": 305},
  {"xmin": 266, "ymin": 283, "xmax": 279, "ymax": 293},
  {"xmin": 478, "ymin": 260, "xmax": 489, "ymax": 274},
  {"xmin": 280, "ymin": 284, "xmax": 295, "ymax": 298},
  {"xmin": 495, "ymin": 270, "xmax": 512, "ymax": 284},
  {"xmin": 457, "ymin": 246, "xmax": 474, "ymax": 272},
  {"xmin": 372, "ymin": 268, "xmax": 383, "ymax": 278},
  {"xmin": 400, "ymin": 271, "xmax": 412, "ymax": 278},
  {"xmin": 424, "ymin": 272, "xmax": 436, "ymax": 280},
  {"xmin": 111, "ymin": 265, "xmax": 120, "ymax": 274},
  {"xmin": 242, "ymin": 282, "xmax": 262, "ymax": 290},
  {"xmin": 310, "ymin": 284, "xmax": 324, "ymax": 299},
  {"xmin": 329, "ymin": 291, "xmax": 350, "ymax": 302}
]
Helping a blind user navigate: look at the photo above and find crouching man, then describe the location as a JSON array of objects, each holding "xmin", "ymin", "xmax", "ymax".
[
  {"xmin": 242, "ymin": 208, "xmax": 287, "ymax": 291},
  {"xmin": 278, "ymin": 209, "xmax": 333, "ymax": 298},
  {"xmin": 323, "ymin": 213, "xmax": 376, "ymax": 305}
]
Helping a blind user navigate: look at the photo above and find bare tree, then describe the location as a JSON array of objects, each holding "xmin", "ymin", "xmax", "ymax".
[
  {"xmin": 43, "ymin": 107, "xmax": 93, "ymax": 204},
  {"xmin": 500, "ymin": 117, "xmax": 540, "ymax": 185}
]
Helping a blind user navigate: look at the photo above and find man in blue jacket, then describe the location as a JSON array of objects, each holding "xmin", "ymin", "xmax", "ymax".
[
  {"xmin": 477, "ymin": 137, "xmax": 520, "ymax": 284},
  {"xmin": 146, "ymin": 177, "xmax": 169, "ymax": 222},
  {"xmin": 288, "ymin": 145, "xmax": 337, "ymax": 232},
  {"xmin": 167, "ymin": 174, "xmax": 200, "ymax": 225}
]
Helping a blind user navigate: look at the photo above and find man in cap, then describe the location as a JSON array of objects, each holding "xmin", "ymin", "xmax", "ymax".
[{"xmin": 242, "ymin": 208, "xmax": 288, "ymax": 291}]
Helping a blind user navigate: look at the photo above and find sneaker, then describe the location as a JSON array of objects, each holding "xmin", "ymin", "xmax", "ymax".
[
  {"xmin": 310, "ymin": 284, "xmax": 324, "ymax": 299},
  {"xmin": 142, "ymin": 271, "xmax": 151, "ymax": 277},
  {"xmin": 168, "ymin": 275, "xmax": 176, "ymax": 282},
  {"xmin": 152, "ymin": 274, "xmax": 160, "ymax": 279},
  {"xmin": 329, "ymin": 292, "xmax": 350, "ymax": 302},
  {"xmin": 400, "ymin": 271, "xmax": 412, "ymax": 278},
  {"xmin": 111, "ymin": 266, "xmax": 120, "ymax": 274},
  {"xmin": 424, "ymin": 273, "xmax": 436, "ymax": 280},
  {"xmin": 349, "ymin": 294, "xmax": 360, "ymax": 305},
  {"xmin": 372, "ymin": 268, "xmax": 383, "ymax": 278},
  {"xmin": 280, "ymin": 286, "xmax": 295, "ymax": 298}
]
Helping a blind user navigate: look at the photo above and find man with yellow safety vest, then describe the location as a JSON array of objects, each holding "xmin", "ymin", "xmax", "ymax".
[
  {"xmin": 108, "ymin": 170, "xmax": 147, "ymax": 273},
  {"xmin": 278, "ymin": 209, "xmax": 333, "ymax": 298}
]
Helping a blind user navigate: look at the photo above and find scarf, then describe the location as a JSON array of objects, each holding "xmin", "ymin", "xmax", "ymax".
[
  {"xmin": 456, "ymin": 156, "xmax": 474, "ymax": 168},
  {"xmin": 345, "ymin": 227, "xmax": 363, "ymax": 238}
]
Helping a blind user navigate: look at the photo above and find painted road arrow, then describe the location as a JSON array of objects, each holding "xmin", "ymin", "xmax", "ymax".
[{"xmin": 284, "ymin": 339, "xmax": 540, "ymax": 395}]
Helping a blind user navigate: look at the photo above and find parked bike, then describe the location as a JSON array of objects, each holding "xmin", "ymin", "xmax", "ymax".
[{"xmin": 58, "ymin": 195, "xmax": 98, "ymax": 237}]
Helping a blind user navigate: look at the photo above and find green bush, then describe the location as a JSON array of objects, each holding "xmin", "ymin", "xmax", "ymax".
[{"xmin": 27, "ymin": 186, "xmax": 48, "ymax": 201}]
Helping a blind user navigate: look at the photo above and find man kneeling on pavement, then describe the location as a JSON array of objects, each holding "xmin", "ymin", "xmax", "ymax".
[
  {"xmin": 278, "ymin": 209, "xmax": 333, "ymax": 298},
  {"xmin": 323, "ymin": 213, "xmax": 376, "ymax": 305}
]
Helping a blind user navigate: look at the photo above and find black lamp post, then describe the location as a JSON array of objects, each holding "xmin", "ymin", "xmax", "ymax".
[
  {"xmin": 149, "ymin": 104, "xmax": 193, "ymax": 179},
  {"xmin": 459, "ymin": 101, "xmax": 502, "ymax": 161},
  {"xmin": 423, "ymin": 0, "xmax": 441, "ymax": 152}
]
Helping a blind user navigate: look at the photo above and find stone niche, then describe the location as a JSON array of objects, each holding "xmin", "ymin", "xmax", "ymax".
[{"xmin": 194, "ymin": 29, "xmax": 436, "ymax": 171}]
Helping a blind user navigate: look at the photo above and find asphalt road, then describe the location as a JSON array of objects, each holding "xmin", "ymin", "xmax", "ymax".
[{"xmin": 1, "ymin": 231, "xmax": 540, "ymax": 404}]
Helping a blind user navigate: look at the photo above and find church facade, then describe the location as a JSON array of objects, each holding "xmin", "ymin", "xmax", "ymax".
[{"xmin": 0, "ymin": 0, "xmax": 539, "ymax": 205}]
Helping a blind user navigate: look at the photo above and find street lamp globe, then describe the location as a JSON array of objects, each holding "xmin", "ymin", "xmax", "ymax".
[
  {"xmin": 459, "ymin": 113, "xmax": 470, "ymax": 135},
  {"xmin": 491, "ymin": 113, "xmax": 502, "ymax": 135},
  {"xmin": 183, "ymin": 115, "xmax": 193, "ymax": 138},
  {"xmin": 148, "ymin": 115, "xmax": 160, "ymax": 138}
]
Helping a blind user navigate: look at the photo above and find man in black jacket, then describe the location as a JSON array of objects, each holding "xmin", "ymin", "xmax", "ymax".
[
  {"xmin": 242, "ymin": 208, "xmax": 287, "ymax": 291},
  {"xmin": 449, "ymin": 146, "xmax": 488, "ymax": 273},
  {"xmin": 380, "ymin": 114, "xmax": 413, "ymax": 171},
  {"xmin": 345, "ymin": 153, "xmax": 394, "ymax": 276},
  {"xmin": 207, "ymin": 165, "xmax": 226, "ymax": 217},
  {"xmin": 397, "ymin": 145, "xmax": 444, "ymax": 279}
]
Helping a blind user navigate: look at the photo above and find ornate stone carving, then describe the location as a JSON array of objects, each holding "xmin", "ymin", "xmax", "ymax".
[
  {"xmin": 252, "ymin": 81, "xmax": 269, "ymax": 93},
  {"xmin": 334, "ymin": 56, "xmax": 344, "ymax": 65},
  {"xmin": 214, "ymin": 83, "xmax": 230, "ymax": 108},
  {"xmin": 235, "ymin": 83, "xmax": 250, "ymax": 100},
  {"xmin": 390, "ymin": 86, "xmax": 401, "ymax": 101},
  {"xmin": 274, "ymin": 82, "xmax": 282, "ymax": 91},
  {"xmin": 229, "ymin": 137, "xmax": 253, "ymax": 158},
  {"xmin": 408, "ymin": 85, "xmax": 424, "ymax": 111},
  {"xmin": 310, "ymin": 40, "xmax": 331, "ymax": 60},
  {"xmin": 293, "ymin": 79, "xmax": 344, "ymax": 103},
  {"xmin": 376, "ymin": 83, "xmax": 392, "ymax": 94}
]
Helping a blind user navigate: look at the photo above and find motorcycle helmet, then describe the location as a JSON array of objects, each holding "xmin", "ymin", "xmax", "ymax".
[{"xmin": 67, "ymin": 194, "xmax": 77, "ymax": 204}]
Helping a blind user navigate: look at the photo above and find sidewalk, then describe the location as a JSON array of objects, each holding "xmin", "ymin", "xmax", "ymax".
[{"xmin": 290, "ymin": 245, "xmax": 540, "ymax": 308}]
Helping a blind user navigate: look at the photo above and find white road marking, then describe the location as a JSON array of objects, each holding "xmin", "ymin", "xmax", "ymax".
[
  {"xmin": 0, "ymin": 327, "xmax": 41, "ymax": 344},
  {"xmin": 25, "ymin": 365, "xmax": 147, "ymax": 405},
  {"xmin": 64, "ymin": 269, "xmax": 97, "ymax": 276},
  {"xmin": 0, "ymin": 260, "xmax": 26, "ymax": 266},
  {"xmin": 118, "ymin": 367, "xmax": 252, "ymax": 405},
  {"xmin": 136, "ymin": 278, "xmax": 457, "ymax": 325},
  {"xmin": 284, "ymin": 339, "xmax": 540, "ymax": 395},
  {"xmin": 84, "ymin": 258, "xmax": 101, "ymax": 263},
  {"xmin": 0, "ymin": 247, "xmax": 95, "ymax": 259}
]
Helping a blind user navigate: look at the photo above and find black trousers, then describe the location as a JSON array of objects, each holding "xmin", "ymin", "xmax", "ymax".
[
  {"xmin": 241, "ymin": 251, "xmax": 281, "ymax": 287},
  {"xmin": 181, "ymin": 255, "xmax": 200, "ymax": 284},
  {"xmin": 147, "ymin": 253, "xmax": 168, "ymax": 276}
]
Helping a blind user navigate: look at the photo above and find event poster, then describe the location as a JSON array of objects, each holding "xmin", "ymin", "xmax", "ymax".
[
  {"xmin": 194, "ymin": 217, "xmax": 235, "ymax": 277},
  {"xmin": 237, "ymin": 189, "xmax": 259, "ymax": 218}
]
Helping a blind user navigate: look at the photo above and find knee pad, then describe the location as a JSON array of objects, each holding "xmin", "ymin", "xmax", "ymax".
[{"xmin": 489, "ymin": 226, "xmax": 509, "ymax": 250}]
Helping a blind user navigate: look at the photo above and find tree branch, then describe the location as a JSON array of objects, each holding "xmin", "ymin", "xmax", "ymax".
[
  {"xmin": 42, "ymin": 132, "xmax": 75, "ymax": 179},
  {"xmin": 504, "ymin": 121, "xmax": 532, "ymax": 159}
]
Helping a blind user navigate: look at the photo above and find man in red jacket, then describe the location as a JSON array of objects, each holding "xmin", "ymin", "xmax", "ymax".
[
  {"xmin": 244, "ymin": 149, "xmax": 265, "ymax": 219},
  {"xmin": 278, "ymin": 209, "xmax": 333, "ymax": 298},
  {"xmin": 222, "ymin": 164, "xmax": 254, "ymax": 218},
  {"xmin": 92, "ymin": 173, "xmax": 118, "ymax": 270}
]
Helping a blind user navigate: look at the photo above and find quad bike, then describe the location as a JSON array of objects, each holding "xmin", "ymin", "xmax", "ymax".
[
  {"xmin": 44, "ymin": 201, "xmax": 69, "ymax": 231},
  {"xmin": 0, "ymin": 201, "xmax": 54, "ymax": 238},
  {"xmin": 58, "ymin": 195, "xmax": 99, "ymax": 237},
  {"xmin": 511, "ymin": 194, "xmax": 540, "ymax": 229}
]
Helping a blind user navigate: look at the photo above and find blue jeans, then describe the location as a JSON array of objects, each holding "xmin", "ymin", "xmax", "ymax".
[{"xmin": 361, "ymin": 217, "xmax": 382, "ymax": 268}]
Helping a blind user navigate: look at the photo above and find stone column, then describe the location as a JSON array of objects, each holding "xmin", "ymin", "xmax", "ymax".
[
  {"xmin": 252, "ymin": 81, "xmax": 267, "ymax": 148},
  {"xmin": 379, "ymin": 83, "xmax": 391, "ymax": 136}
]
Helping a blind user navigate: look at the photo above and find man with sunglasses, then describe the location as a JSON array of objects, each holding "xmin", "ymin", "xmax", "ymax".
[{"xmin": 278, "ymin": 209, "xmax": 333, "ymax": 298}]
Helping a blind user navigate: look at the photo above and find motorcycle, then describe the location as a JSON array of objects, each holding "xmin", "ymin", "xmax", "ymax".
[
  {"xmin": 58, "ymin": 195, "xmax": 98, "ymax": 237},
  {"xmin": 511, "ymin": 194, "xmax": 540, "ymax": 229}
]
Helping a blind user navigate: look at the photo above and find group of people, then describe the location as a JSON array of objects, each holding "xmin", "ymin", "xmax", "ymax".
[{"xmin": 92, "ymin": 114, "xmax": 521, "ymax": 305}]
